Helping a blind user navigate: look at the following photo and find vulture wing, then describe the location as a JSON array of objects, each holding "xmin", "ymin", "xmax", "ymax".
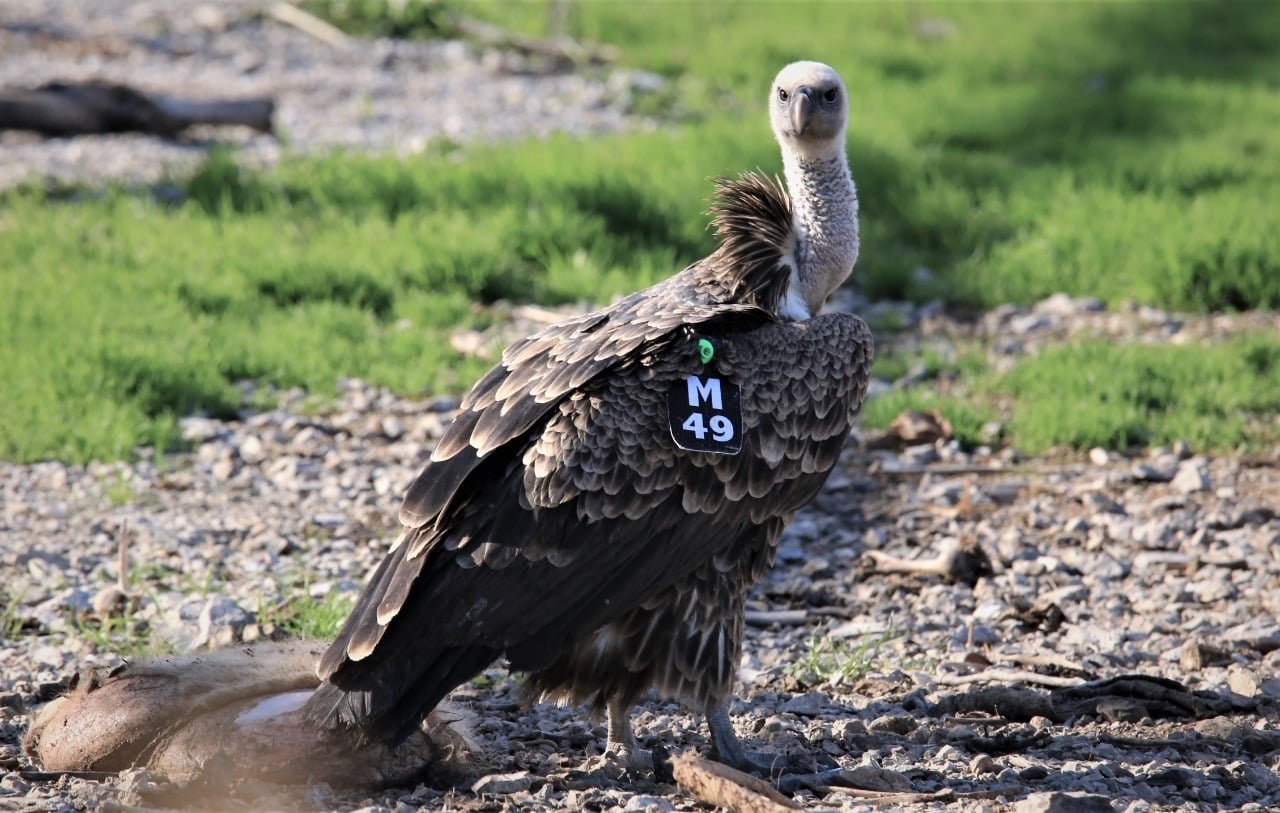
[{"xmin": 306, "ymin": 308, "xmax": 873, "ymax": 743}]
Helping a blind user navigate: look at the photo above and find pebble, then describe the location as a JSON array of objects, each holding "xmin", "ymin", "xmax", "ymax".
[
  {"xmin": 194, "ymin": 595, "xmax": 252, "ymax": 649},
  {"xmin": 623, "ymin": 795, "xmax": 675, "ymax": 812},
  {"xmin": 778, "ymin": 692, "xmax": 825, "ymax": 716},
  {"xmin": 1228, "ymin": 667, "xmax": 1261, "ymax": 698},
  {"xmin": 868, "ymin": 714, "xmax": 917, "ymax": 735},
  {"xmin": 471, "ymin": 771, "xmax": 534, "ymax": 795},
  {"xmin": 1131, "ymin": 462, "xmax": 1176, "ymax": 483},
  {"xmin": 1016, "ymin": 791, "xmax": 1115, "ymax": 812},
  {"xmin": 970, "ymin": 754, "xmax": 997, "ymax": 774},
  {"xmin": 1172, "ymin": 459, "xmax": 1212, "ymax": 494}
]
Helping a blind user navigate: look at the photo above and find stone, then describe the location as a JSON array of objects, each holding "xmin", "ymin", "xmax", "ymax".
[
  {"xmin": 1010, "ymin": 313, "xmax": 1054, "ymax": 334},
  {"xmin": 624, "ymin": 795, "xmax": 676, "ymax": 812},
  {"xmin": 868, "ymin": 714, "xmax": 917, "ymax": 735},
  {"xmin": 193, "ymin": 595, "xmax": 251, "ymax": 649},
  {"xmin": 779, "ymin": 691, "xmax": 825, "ymax": 716},
  {"xmin": 1228, "ymin": 667, "xmax": 1261, "ymax": 698},
  {"xmin": 1172, "ymin": 459, "xmax": 1211, "ymax": 494},
  {"xmin": 1016, "ymin": 791, "xmax": 1115, "ymax": 813},
  {"xmin": 1131, "ymin": 462, "xmax": 1175, "ymax": 483},
  {"xmin": 379, "ymin": 416, "xmax": 404, "ymax": 440},
  {"xmin": 839, "ymin": 765, "xmax": 911, "ymax": 792},
  {"xmin": 91, "ymin": 585, "xmax": 129, "ymax": 618},
  {"xmin": 472, "ymin": 771, "xmax": 534, "ymax": 795},
  {"xmin": 970, "ymin": 754, "xmax": 997, "ymax": 774},
  {"xmin": 238, "ymin": 435, "xmax": 267, "ymax": 465}
]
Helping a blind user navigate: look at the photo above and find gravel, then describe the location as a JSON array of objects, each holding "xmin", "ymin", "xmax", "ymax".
[
  {"xmin": 0, "ymin": 0, "xmax": 656, "ymax": 189},
  {"xmin": 2, "ymin": 292, "xmax": 1278, "ymax": 812},
  {"xmin": 3, "ymin": 4, "xmax": 1279, "ymax": 811}
]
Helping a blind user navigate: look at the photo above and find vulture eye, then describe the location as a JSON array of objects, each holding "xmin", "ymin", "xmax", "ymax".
[
  {"xmin": 777, "ymin": 87, "xmax": 789, "ymax": 102},
  {"xmin": 823, "ymin": 88, "xmax": 839, "ymax": 102}
]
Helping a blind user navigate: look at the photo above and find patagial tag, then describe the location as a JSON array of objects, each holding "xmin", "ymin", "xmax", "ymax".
[{"xmin": 668, "ymin": 374, "xmax": 743, "ymax": 455}]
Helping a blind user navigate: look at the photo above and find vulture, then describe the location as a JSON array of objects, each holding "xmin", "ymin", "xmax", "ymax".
[{"xmin": 304, "ymin": 61, "xmax": 873, "ymax": 774}]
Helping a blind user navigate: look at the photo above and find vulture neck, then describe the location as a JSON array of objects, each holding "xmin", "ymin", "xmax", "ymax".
[{"xmin": 781, "ymin": 142, "xmax": 859, "ymax": 320}]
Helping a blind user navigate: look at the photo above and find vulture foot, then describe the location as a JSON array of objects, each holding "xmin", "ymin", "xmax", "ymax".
[
  {"xmin": 707, "ymin": 704, "xmax": 837, "ymax": 785},
  {"xmin": 596, "ymin": 697, "xmax": 654, "ymax": 776},
  {"xmin": 599, "ymin": 744, "xmax": 654, "ymax": 776}
]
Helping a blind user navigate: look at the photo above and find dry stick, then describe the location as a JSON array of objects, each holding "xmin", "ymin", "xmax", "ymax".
[
  {"xmin": 744, "ymin": 609, "xmax": 810, "ymax": 627},
  {"xmin": 19, "ymin": 770, "xmax": 116, "ymax": 781},
  {"xmin": 999, "ymin": 650, "xmax": 1090, "ymax": 674},
  {"xmin": 825, "ymin": 787, "xmax": 955, "ymax": 804},
  {"xmin": 934, "ymin": 669, "xmax": 1083, "ymax": 689},
  {"xmin": 825, "ymin": 784, "xmax": 1025, "ymax": 803},
  {"xmin": 117, "ymin": 520, "xmax": 129, "ymax": 593},
  {"xmin": 865, "ymin": 549, "xmax": 954, "ymax": 579},
  {"xmin": 443, "ymin": 10, "xmax": 619, "ymax": 65},
  {"xmin": 266, "ymin": 2, "xmax": 350, "ymax": 47},
  {"xmin": 670, "ymin": 751, "xmax": 800, "ymax": 813}
]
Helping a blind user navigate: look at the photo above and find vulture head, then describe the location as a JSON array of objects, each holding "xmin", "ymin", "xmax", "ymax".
[{"xmin": 769, "ymin": 60, "xmax": 849, "ymax": 158}]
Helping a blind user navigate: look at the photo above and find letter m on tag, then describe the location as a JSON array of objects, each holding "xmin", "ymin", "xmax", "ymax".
[{"xmin": 687, "ymin": 376, "xmax": 723, "ymax": 410}]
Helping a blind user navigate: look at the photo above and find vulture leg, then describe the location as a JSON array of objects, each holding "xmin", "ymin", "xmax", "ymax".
[
  {"xmin": 707, "ymin": 703, "xmax": 785, "ymax": 776},
  {"xmin": 708, "ymin": 703, "xmax": 848, "ymax": 791},
  {"xmin": 604, "ymin": 696, "xmax": 652, "ymax": 772}
]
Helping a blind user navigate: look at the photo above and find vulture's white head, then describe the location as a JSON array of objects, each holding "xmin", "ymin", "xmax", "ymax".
[{"xmin": 769, "ymin": 61, "xmax": 849, "ymax": 159}]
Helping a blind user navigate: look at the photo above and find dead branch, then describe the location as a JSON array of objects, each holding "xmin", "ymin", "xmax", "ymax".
[
  {"xmin": 0, "ymin": 81, "xmax": 274, "ymax": 138},
  {"xmin": 935, "ymin": 669, "xmax": 1084, "ymax": 689},
  {"xmin": 670, "ymin": 751, "xmax": 800, "ymax": 813},
  {"xmin": 825, "ymin": 787, "xmax": 956, "ymax": 804},
  {"xmin": 744, "ymin": 609, "xmax": 810, "ymax": 627},
  {"xmin": 442, "ymin": 10, "xmax": 618, "ymax": 66},
  {"xmin": 266, "ymin": 2, "xmax": 351, "ymax": 48},
  {"xmin": 116, "ymin": 521, "xmax": 129, "ymax": 593}
]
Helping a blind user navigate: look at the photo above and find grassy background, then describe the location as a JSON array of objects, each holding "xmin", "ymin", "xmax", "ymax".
[{"xmin": 4, "ymin": 1, "xmax": 1279, "ymax": 463}]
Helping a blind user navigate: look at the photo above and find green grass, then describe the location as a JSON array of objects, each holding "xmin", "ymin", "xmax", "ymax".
[
  {"xmin": 4, "ymin": 2, "xmax": 1280, "ymax": 462},
  {"xmin": 791, "ymin": 627, "xmax": 902, "ymax": 685},
  {"xmin": 261, "ymin": 591, "xmax": 357, "ymax": 640},
  {"xmin": 863, "ymin": 335, "xmax": 1280, "ymax": 455},
  {"xmin": 999, "ymin": 337, "xmax": 1280, "ymax": 454}
]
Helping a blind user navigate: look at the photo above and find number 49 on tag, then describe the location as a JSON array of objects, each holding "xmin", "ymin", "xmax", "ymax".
[{"xmin": 667, "ymin": 374, "xmax": 743, "ymax": 455}]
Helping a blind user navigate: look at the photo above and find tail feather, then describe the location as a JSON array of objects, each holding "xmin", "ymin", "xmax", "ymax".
[{"xmin": 303, "ymin": 645, "xmax": 497, "ymax": 745}]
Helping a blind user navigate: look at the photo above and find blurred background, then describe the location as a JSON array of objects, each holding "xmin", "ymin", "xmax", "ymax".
[{"xmin": 3, "ymin": 0, "xmax": 1278, "ymax": 464}]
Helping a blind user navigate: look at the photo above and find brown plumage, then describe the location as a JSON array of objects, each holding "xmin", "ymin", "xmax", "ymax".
[{"xmin": 304, "ymin": 61, "xmax": 871, "ymax": 772}]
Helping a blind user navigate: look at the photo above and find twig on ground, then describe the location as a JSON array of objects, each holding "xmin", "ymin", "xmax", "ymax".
[
  {"xmin": 670, "ymin": 751, "xmax": 801, "ymax": 812},
  {"xmin": 117, "ymin": 520, "xmax": 129, "ymax": 593},
  {"xmin": 443, "ymin": 11, "xmax": 619, "ymax": 66},
  {"xmin": 0, "ymin": 82, "xmax": 274, "ymax": 137},
  {"xmin": 935, "ymin": 669, "xmax": 1084, "ymax": 689},
  {"xmin": 744, "ymin": 609, "xmax": 811, "ymax": 627},
  {"xmin": 265, "ymin": 2, "xmax": 350, "ymax": 48},
  {"xmin": 998, "ymin": 651, "xmax": 1091, "ymax": 675}
]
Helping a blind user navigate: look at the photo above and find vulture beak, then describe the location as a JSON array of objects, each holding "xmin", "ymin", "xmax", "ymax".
[{"xmin": 790, "ymin": 87, "xmax": 814, "ymax": 135}]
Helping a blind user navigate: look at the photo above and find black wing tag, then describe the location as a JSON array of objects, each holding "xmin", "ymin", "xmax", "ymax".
[{"xmin": 668, "ymin": 374, "xmax": 743, "ymax": 455}]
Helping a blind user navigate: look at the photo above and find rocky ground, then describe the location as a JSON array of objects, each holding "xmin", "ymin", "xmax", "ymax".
[
  {"xmin": 2, "ymin": 294, "xmax": 1279, "ymax": 813},
  {"xmin": 0, "ymin": 0, "xmax": 653, "ymax": 190},
  {"xmin": 2, "ymin": 3, "xmax": 1279, "ymax": 811}
]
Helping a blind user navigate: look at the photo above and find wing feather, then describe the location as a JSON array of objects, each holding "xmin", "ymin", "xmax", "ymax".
[{"xmin": 307, "ymin": 175, "xmax": 875, "ymax": 743}]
